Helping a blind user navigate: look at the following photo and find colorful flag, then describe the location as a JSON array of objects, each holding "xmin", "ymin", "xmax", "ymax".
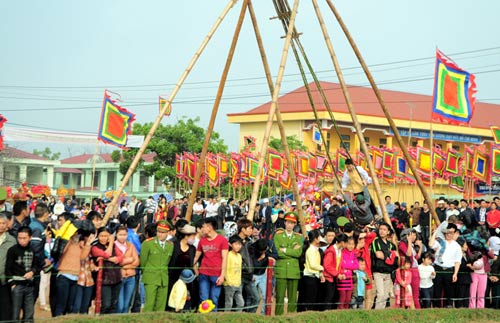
[
  {"xmin": 491, "ymin": 127, "xmax": 500, "ymax": 145},
  {"xmin": 268, "ymin": 151, "xmax": 284, "ymax": 175},
  {"xmin": 0, "ymin": 114, "xmax": 6, "ymax": 151},
  {"xmin": 492, "ymin": 146, "xmax": 500, "ymax": 176},
  {"xmin": 312, "ymin": 126, "xmax": 322, "ymax": 145},
  {"xmin": 243, "ymin": 135, "xmax": 256, "ymax": 149},
  {"xmin": 472, "ymin": 150, "xmax": 489, "ymax": 182},
  {"xmin": 175, "ymin": 154, "xmax": 183, "ymax": 178},
  {"xmin": 205, "ymin": 158, "xmax": 219, "ymax": 186},
  {"xmin": 98, "ymin": 92, "xmax": 136, "ymax": 149},
  {"xmin": 431, "ymin": 49, "xmax": 476, "ymax": 125},
  {"xmin": 444, "ymin": 149, "xmax": 461, "ymax": 177},
  {"xmin": 159, "ymin": 97, "xmax": 172, "ymax": 116}
]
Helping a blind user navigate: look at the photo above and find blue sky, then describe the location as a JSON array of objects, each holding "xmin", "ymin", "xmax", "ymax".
[{"xmin": 1, "ymin": 0, "xmax": 499, "ymax": 155}]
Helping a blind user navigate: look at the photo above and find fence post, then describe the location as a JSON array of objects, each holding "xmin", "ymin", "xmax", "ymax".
[
  {"xmin": 95, "ymin": 259, "xmax": 103, "ymax": 315},
  {"xmin": 265, "ymin": 257, "xmax": 275, "ymax": 316}
]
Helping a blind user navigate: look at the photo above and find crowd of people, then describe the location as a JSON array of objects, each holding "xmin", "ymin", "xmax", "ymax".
[{"xmin": 1, "ymin": 168, "xmax": 500, "ymax": 322}]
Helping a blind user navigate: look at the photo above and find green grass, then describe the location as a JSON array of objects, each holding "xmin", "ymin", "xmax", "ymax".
[{"xmin": 47, "ymin": 309, "xmax": 499, "ymax": 323}]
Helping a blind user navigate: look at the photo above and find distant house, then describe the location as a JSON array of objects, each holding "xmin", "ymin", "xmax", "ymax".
[
  {"xmin": 0, "ymin": 146, "xmax": 160, "ymax": 199},
  {"xmin": 0, "ymin": 145, "xmax": 58, "ymax": 189},
  {"xmin": 55, "ymin": 153, "xmax": 159, "ymax": 199}
]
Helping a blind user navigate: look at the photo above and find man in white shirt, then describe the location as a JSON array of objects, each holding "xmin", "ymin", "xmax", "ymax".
[
  {"xmin": 128, "ymin": 195, "xmax": 137, "ymax": 217},
  {"xmin": 205, "ymin": 196, "xmax": 219, "ymax": 219},
  {"xmin": 445, "ymin": 200, "xmax": 460, "ymax": 221},
  {"xmin": 429, "ymin": 223, "xmax": 462, "ymax": 308}
]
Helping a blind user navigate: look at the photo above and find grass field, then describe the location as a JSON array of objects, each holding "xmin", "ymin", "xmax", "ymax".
[{"xmin": 46, "ymin": 309, "xmax": 499, "ymax": 323}]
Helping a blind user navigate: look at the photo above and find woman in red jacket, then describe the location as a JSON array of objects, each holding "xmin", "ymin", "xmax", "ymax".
[
  {"xmin": 487, "ymin": 202, "xmax": 500, "ymax": 236},
  {"xmin": 323, "ymin": 233, "xmax": 347, "ymax": 309},
  {"xmin": 355, "ymin": 228, "xmax": 377, "ymax": 309}
]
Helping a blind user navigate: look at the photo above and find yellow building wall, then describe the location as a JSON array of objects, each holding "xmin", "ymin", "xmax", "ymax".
[
  {"xmin": 239, "ymin": 120, "xmax": 303, "ymax": 151},
  {"xmin": 228, "ymin": 112, "xmax": 494, "ymax": 204}
]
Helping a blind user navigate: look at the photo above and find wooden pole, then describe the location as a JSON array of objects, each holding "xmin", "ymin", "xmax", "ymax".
[
  {"xmin": 311, "ymin": 0, "xmax": 390, "ymax": 225},
  {"xmin": 429, "ymin": 123, "xmax": 434, "ymax": 234},
  {"xmin": 246, "ymin": 0, "xmax": 307, "ymax": 235},
  {"xmin": 103, "ymin": 0, "xmax": 238, "ymax": 225},
  {"xmin": 185, "ymin": 0, "xmax": 249, "ymax": 223},
  {"xmin": 325, "ymin": 0, "xmax": 441, "ymax": 226}
]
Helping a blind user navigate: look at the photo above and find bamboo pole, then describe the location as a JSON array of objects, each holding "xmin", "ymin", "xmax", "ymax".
[
  {"xmin": 429, "ymin": 123, "xmax": 434, "ymax": 234},
  {"xmin": 311, "ymin": 0, "xmax": 390, "ymax": 226},
  {"xmin": 103, "ymin": 0, "xmax": 238, "ymax": 225},
  {"xmin": 325, "ymin": 0, "xmax": 441, "ymax": 226},
  {"xmin": 246, "ymin": 0, "xmax": 308, "ymax": 235},
  {"xmin": 185, "ymin": 0, "xmax": 249, "ymax": 223}
]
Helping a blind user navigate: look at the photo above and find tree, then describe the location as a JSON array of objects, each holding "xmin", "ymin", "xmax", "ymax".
[
  {"xmin": 32, "ymin": 147, "xmax": 61, "ymax": 160},
  {"xmin": 114, "ymin": 117, "xmax": 228, "ymax": 183},
  {"xmin": 268, "ymin": 135, "xmax": 307, "ymax": 152}
]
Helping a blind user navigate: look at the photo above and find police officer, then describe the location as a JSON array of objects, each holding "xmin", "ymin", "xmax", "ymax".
[{"xmin": 273, "ymin": 212, "xmax": 303, "ymax": 315}]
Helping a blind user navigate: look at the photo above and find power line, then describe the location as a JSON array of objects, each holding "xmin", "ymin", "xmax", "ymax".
[
  {"xmin": 0, "ymin": 45, "xmax": 499, "ymax": 90},
  {"xmin": 2, "ymin": 67, "xmax": 500, "ymax": 112}
]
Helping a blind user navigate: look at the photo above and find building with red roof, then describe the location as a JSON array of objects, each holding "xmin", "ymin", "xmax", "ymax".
[{"xmin": 227, "ymin": 81, "xmax": 500, "ymax": 199}]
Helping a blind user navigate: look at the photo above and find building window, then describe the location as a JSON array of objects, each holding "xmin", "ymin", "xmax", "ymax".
[
  {"xmin": 340, "ymin": 135, "xmax": 351, "ymax": 151},
  {"xmin": 364, "ymin": 137, "xmax": 370, "ymax": 144},
  {"xmin": 379, "ymin": 138, "xmax": 387, "ymax": 146},
  {"xmin": 412, "ymin": 141, "xmax": 418, "ymax": 147},
  {"xmin": 452, "ymin": 145, "xmax": 460, "ymax": 151},
  {"xmin": 93, "ymin": 171, "xmax": 100, "ymax": 189},
  {"xmin": 63, "ymin": 173, "xmax": 70, "ymax": 186},
  {"xmin": 140, "ymin": 172, "xmax": 149, "ymax": 191},
  {"xmin": 326, "ymin": 132, "xmax": 331, "ymax": 150},
  {"xmin": 107, "ymin": 171, "xmax": 116, "ymax": 190}
]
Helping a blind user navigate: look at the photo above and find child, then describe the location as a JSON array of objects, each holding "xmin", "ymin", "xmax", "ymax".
[
  {"xmin": 224, "ymin": 235, "xmax": 244, "ymax": 312},
  {"xmin": 394, "ymin": 256, "xmax": 413, "ymax": 308},
  {"xmin": 418, "ymin": 252, "xmax": 435, "ymax": 308},
  {"xmin": 6, "ymin": 226, "xmax": 36, "ymax": 322},
  {"xmin": 168, "ymin": 269, "xmax": 196, "ymax": 312},
  {"xmin": 468, "ymin": 250, "xmax": 487, "ymax": 308},
  {"xmin": 352, "ymin": 257, "xmax": 369, "ymax": 309},
  {"xmin": 337, "ymin": 236, "xmax": 359, "ymax": 309},
  {"xmin": 91, "ymin": 227, "xmax": 123, "ymax": 314}
]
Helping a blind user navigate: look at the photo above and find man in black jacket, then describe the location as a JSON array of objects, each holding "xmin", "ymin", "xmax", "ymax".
[
  {"xmin": 370, "ymin": 222, "xmax": 398, "ymax": 309},
  {"xmin": 237, "ymin": 219, "xmax": 260, "ymax": 312},
  {"xmin": 6, "ymin": 226, "xmax": 36, "ymax": 322}
]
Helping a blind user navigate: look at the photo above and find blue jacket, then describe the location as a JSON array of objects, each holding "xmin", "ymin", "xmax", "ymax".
[{"xmin": 127, "ymin": 228, "xmax": 142, "ymax": 255}]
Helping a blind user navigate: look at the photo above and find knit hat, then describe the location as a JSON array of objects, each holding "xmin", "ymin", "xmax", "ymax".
[{"xmin": 179, "ymin": 269, "xmax": 196, "ymax": 284}]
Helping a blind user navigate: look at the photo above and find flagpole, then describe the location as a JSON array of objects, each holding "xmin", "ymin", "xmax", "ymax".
[
  {"xmin": 103, "ymin": 0, "xmax": 238, "ymax": 225},
  {"xmin": 245, "ymin": 0, "xmax": 308, "ymax": 236},
  {"xmin": 326, "ymin": 0, "xmax": 440, "ymax": 226},
  {"xmin": 429, "ymin": 121, "xmax": 434, "ymax": 235},
  {"xmin": 184, "ymin": 0, "xmax": 249, "ymax": 224},
  {"xmin": 311, "ymin": 0, "xmax": 390, "ymax": 225}
]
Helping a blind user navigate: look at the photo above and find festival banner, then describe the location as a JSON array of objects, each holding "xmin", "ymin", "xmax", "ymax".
[
  {"xmin": 491, "ymin": 127, "xmax": 500, "ymax": 145},
  {"xmin": 97, "ymin": 91, "xmax": 136, "ymax": 149},
  {"xmin": 431, "ymin": 49, "xmax": 476, "ymax": 125},
  {"xmin": 0, "ymin": 114, "xmax": 6, "ymax": 151},
  {"xmin": 159, "ymin": 97, "xmax": 172, "ymax": 116}
]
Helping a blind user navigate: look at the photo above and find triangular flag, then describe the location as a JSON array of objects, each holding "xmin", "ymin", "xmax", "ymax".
[{"xmin": 159, "ymin": 97, "xmax": 172, "ymax": 116}]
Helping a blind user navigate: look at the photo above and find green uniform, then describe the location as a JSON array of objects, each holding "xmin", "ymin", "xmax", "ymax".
[
  {"xmin": 140, "ymin": 237, "xmax": 174, "ymax": 312},
  {"xmin": 273, "ymin": 229, "xmax": 303, "ymax": 315}
]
